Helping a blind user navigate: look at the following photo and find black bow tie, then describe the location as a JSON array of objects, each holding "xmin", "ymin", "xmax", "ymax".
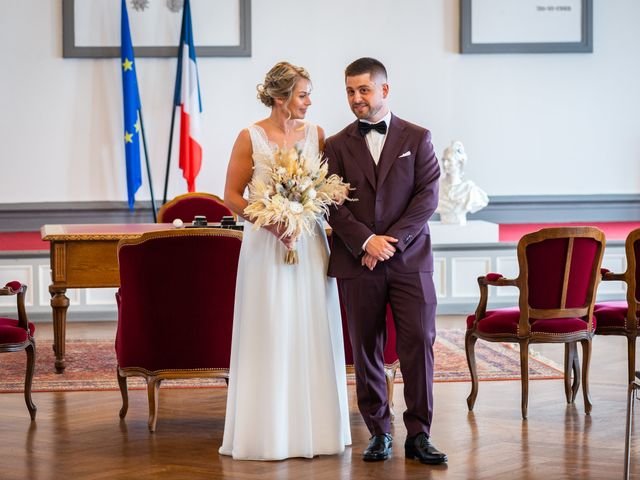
[{"xmin": 358, "ymin": 120, "xmax": 387, "ymax": 136}]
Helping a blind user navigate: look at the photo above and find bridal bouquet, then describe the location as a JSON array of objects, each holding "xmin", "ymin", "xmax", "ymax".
[{"xmin": 244, "ymin": 146, "xmax": 353, "ymax": 264}]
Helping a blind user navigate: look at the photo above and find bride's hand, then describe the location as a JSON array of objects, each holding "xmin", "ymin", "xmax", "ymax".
[
  {"xmin": 338, "ymin": 186, "xmax": 349, "ymax": 205},
  {"xmin": 265, "ymin": 224, "xmax": 297, "ymax": 249},
  {"xmin": 333, "ymin": 185, "xmax": 350, "ymax": 206}
]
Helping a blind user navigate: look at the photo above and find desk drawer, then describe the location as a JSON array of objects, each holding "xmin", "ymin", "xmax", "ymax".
[{"xmin": 51, "ymin": 240, "xmax": 120, "ymax": 287}]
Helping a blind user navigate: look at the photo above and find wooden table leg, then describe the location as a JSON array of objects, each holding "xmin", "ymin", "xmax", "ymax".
[{"xmin": 49, "ymin": 286, "xmax": 69, "ymax": 373}]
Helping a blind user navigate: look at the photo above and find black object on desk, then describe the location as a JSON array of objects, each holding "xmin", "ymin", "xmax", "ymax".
[{"xmin": 185, "ymin": 215, "xmax": 243, "ymax": 231}]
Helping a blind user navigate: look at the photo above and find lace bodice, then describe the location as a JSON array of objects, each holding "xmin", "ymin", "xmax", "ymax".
[{"xmin": 247, "ymin": 123, "xmax": 319, "ymax": 183}]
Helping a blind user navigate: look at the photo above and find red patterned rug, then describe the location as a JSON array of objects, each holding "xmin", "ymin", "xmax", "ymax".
[
  {"xmin": 0, "ymin": 329, "xmax": 562, "ymax": 393},
  {"xmin": 434, "ymin": 329, "xmax": 562, "ymax": 382}
]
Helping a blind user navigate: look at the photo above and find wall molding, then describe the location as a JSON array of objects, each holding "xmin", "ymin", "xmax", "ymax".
[
  {"xmin": 466, "ymin": 194, "xmax": 640, "ymax": 224},
  {"xmin": 0, "ymin": 201, "xmax": 159, "ymax": 232},
  {"xmin": 1, "ymin": 194, "xmax": 638, "ymax": 232}
]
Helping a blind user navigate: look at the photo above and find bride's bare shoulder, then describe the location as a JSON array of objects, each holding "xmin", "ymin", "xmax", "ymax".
[{"xmin": 234, "ymin": 128, "xmax": 251, "ymax": 143}]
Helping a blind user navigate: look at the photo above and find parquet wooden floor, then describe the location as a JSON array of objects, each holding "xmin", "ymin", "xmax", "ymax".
[{"xmin": 1, "ymin": 318, "xmax": 639, "ymax": 479}]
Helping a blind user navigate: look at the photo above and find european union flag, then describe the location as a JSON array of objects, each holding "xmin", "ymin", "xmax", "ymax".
[{"xmin": 121, "ymin": 0, "xmax": 142, "ymax": 210}]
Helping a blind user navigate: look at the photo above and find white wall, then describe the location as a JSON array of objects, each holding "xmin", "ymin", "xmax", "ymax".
[{"xmin": 1, "ymin": 0, "xmax": 639, "ymax": 204}]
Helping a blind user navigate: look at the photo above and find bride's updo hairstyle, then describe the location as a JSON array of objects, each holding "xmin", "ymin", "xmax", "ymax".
[{"xmin": 257, "ymin": 62, "xmax": 311, "ymax": 108}]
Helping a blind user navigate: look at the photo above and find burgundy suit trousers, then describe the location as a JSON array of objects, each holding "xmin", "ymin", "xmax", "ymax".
[{"xmin": 339, "ymin": 265, "xmax": 436, "ymax": 437}]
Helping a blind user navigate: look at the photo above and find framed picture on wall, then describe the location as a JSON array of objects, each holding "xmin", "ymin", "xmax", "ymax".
[
  {"xmin": 62, "ymin": 0, "xmax": 251, "ymax": 58},
  {"xmin": 460, "ymin": 0, "xmax": 593, "ymax": 53}
]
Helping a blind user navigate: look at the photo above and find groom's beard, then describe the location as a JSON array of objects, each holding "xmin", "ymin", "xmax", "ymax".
[{"xmin": 351, "ymin": 102, "xmax": 383, "ymax": 121}]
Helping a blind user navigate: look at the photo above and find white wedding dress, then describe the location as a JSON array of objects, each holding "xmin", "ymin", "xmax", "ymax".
[{"xmin": 219, "ymin": 123, "xmax": 351, "ymax": 460}]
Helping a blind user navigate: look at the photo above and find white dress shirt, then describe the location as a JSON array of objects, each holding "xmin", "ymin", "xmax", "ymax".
[
  {"xmin": 360, "ymin": 111, "xmax": 392, "ymax": 252},
  {"xmin": 360, "ymin": 110, "xmax": 392, "ymax": 165}
]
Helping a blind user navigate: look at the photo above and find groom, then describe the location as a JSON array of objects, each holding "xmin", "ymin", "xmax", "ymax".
[{"xmin": 325, "ymin": 58, "xmax": 446, "ymax": 464}]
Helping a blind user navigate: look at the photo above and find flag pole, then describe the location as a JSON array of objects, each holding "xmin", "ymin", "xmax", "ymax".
[
  {"xmin": 162, "ymin": 3, "xmax": 187, "ymax": 204},
  {"xmin": 138, "ymin": 108, "xmax": 157, "ymax": 222},
  {"xmin": 162, "ymin": 105, "xmax": 178, "ymax": 204}
]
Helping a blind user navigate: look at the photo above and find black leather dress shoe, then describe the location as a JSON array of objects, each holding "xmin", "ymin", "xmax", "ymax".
[
  {"xmin": 405, "ymin": 433, "xmax": 447, "ymax": 464},
  {"xmin": 363, "ymin": 433, "xmax": 393, "ymax": 461}
]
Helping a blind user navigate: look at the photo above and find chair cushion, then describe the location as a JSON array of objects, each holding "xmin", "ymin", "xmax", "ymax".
[
  {"xmin": 0, "ymin": 317, "xmax": 35, "ymax": 344},
  {"xmin": 593, "ymin": 301, "xmax": 633, "ymax": 329},
  {"xmin": 466, "ymin": 307, "xmax": 595, "ymax": 335}
]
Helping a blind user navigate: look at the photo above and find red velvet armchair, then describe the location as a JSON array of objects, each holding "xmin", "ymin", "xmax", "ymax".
[
  {"xmin": 115, "ymin": 228, "xmax": 241, "ymax": 432},
  {"xmin": 465, "ymin": 227, "xmax": 605, "ymax": 419},
  {"xmin": 157, "ymin": 192, "xmax": 234, "ymax": 224},
  {"xmin": 0, "ymin": 281, "xmax": 36, "ymax": 420},
  {"xmin": 594, "ymin": 228, "xmax": 640, "ymax": 383}
]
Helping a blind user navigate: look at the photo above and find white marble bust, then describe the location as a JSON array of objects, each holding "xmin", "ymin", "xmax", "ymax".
[{"xmin": 436, "ymin": 141, "xmax": 488, "ymax": 225}]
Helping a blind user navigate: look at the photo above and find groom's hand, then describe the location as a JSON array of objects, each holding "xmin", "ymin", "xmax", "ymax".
[
  {"xmin": 365, "ymin": 235, "xmax": 398, "ymax": 261},
  {"xmin": 361, "ymin": 253, "xmax": 378, "ymax": 270}
]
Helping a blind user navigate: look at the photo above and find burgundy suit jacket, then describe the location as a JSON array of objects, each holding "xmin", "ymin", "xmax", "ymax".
[{"xmin": 324, "ymin": 114, "xmax": 440, "ymax": 279}]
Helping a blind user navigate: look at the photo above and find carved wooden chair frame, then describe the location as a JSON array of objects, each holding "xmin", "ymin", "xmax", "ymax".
[
  {"xmin": 598, "ymin": 228, "xmax": 640, "ymax": 383},
  {"xmin": 0, "ymin": 282, "xmax": 36, "ymax": 420},
  {"xmin": 465, "ymin": 227, "xmax": 605, "ymax": 419}
]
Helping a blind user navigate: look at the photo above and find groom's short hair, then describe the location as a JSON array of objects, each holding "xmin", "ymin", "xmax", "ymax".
[{"xmin": 345, "ymin": 57, "xmax": 388, "ymax": 82}]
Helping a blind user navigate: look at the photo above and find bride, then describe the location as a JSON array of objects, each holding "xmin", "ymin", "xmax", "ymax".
[{"xmin": 219, "ymin": 62, "xmax": 351, "ymax": 460}]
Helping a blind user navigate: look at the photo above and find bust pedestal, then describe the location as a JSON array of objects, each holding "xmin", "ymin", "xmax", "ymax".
[{"xmin": 429, "ymin": 220, "xmax": 499, "ymax": 244}]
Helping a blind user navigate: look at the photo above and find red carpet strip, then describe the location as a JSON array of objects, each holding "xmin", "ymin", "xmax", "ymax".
[{"xmin": 0, "ymin": 231, "xmax": 48, "ymax": 251}]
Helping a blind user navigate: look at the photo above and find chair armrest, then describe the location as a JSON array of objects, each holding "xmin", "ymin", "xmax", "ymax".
[
  {"xmin": 600, "ymin": 268, "xmax": 626, "ymax": 282},
  {"xmin": 470, "ymin": 274, "xmax": 520, "ymax": 330},
  {"xmin": 0, "ymin": 282, "xmax": 29, "ymax": 331},
  {"xmin": 480, "ymin": 273, "xmax": 519, "ymax": 287},
  {"xmin": 469, "ymin": 277, "xmax": 490, "ymax": 329},
  {"xmin": 0, "ymin": 281, "xmax": 24, "ymax": 295}
]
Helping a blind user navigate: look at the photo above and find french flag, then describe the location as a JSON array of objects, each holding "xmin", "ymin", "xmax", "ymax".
[{"xmin": 174, "ymin": 0, "xmax": 202, "ymax": 192}]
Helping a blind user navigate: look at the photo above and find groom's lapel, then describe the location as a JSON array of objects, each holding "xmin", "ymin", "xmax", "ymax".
[
  {"xmin": 376, "ymin": 115, "xmax": 407, "ymax": 190},
  {"xmin": 345, "ymin": 122, "xmax": 377, "ymax": 190}
]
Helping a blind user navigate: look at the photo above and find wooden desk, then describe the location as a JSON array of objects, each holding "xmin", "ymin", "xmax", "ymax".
[
  {"xmin": 41, "ymin": 221, "xmax": 311, "ymax": 372},
  {"xmin": 41, "ymin": 224, "xmax": 174, "ymax": 372}
]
